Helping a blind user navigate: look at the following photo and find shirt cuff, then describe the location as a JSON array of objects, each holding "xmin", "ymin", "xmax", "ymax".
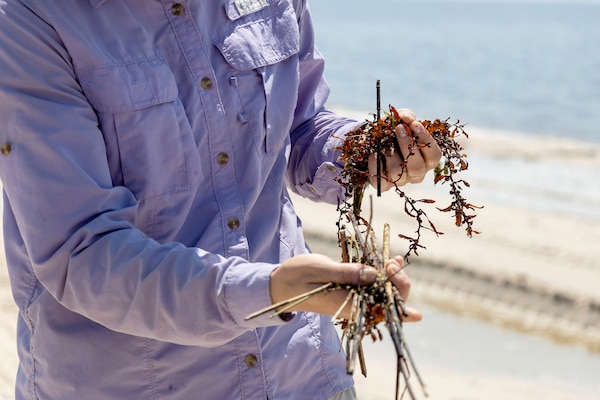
[{"xmin": 224, "ymin": 262, "xmax": 296, "ymax": 328}]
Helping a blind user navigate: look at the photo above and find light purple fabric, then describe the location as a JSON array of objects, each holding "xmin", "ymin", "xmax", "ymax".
[{"xmin": 0, "ymin": 0, "xmax": 359, "ymax": 398}]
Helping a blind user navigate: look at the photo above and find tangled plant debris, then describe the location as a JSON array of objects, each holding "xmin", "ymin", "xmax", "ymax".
[
  {"xmin": 337, "ymin": 105, "xmax": 482, "ymax": 259},
  {"xmin": 247, "ymin": 81, "xmax": 482, "ymax": 399}
]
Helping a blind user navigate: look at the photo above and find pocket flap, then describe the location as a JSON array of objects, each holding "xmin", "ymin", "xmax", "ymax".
[
  {"xmin": 215, "ymin": 6, "xmax": 299, "ymax": 71},
  {"xmin": 78, "ymin": 59, "xmax": 178, "ymax": 113}
]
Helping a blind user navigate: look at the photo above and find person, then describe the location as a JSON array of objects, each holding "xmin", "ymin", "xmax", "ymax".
[{"xmin": 0, "ymin": 1, "xmax": 441, "ymax": 399}]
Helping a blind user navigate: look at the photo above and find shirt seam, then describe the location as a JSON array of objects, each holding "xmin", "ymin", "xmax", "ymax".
[
  {"xmin": 24, "ymin": 277, "xmax": 41, "ymax": 400},
  {"xmin": 143, "ymin": 338, "xmax": 160, "ymax": 400}
]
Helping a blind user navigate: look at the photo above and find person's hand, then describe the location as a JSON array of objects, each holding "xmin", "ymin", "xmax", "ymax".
[
  {"xmin": 368, "ymin": 108, "xmax": 442, "ymax": 191},
  {"xmin": 270, "ymin": 253, "xmax": 422, "ymax": 322},
  {"xmin": 385, "ymin": 255, "xmax": 422, "ymax": 322}
]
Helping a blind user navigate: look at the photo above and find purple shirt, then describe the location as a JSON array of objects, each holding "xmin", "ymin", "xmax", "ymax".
[{"xmin": 0, "ymin": 0, "xmax": 359, "ymax": 398}]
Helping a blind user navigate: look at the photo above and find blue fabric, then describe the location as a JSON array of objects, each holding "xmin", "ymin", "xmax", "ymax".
[{"xmin": 0, "ymin": 0, "xmax": 359, "ymax": 398}]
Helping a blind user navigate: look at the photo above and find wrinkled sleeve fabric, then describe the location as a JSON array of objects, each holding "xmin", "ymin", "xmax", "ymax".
[
  {"xmin": 286, "ymin": 3, "xmax": 360, "ymax": 204},
  {"xmin": 0, "ymin": 0, "xmax": 286, "ymax": 348}
]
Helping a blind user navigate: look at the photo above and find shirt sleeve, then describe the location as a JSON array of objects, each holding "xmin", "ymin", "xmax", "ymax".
[
  {"xmin": 286, "ymin": 3, "xmax": 361, "ymax": 204},
  {"xmin": 0, "ymin": 0, "xmax": 288, "ymax": 348}
]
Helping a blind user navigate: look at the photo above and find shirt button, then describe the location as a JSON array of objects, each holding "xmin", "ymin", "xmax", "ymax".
[
  {"xmin": 244, "ymin": 354, "xmax": 258, "ymax": 367},
  {"xmin": 171, "ymin": 3, "xmax": 185, "ymax": 16},
  {"xmin": 200, "ymin": 77, "xmax": 213, "ymax": 90},
  {"xmin": 227, "ymin": 217, "xmax": 240, "ymax": 230},
  {"xmin": 1, "ymin": 143, "xmax": 11, "ymax": 155},
  {"xmin": 217, "ymin": 153, "xmax": 229, "ymax": 165}
]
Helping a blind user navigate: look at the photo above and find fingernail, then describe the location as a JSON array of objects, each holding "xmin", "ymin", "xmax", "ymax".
[
  {"xmin": 397, "ymin": 125, "xmax": 407, "ymax": 138},
  {"xmin": 387, "ymin": 261, "xmax": 401, "ymax": 277},
  {"xmin": 404, "ymin": 306, "xmax": 423, "ymax": 322},
  {"xmin": 359, "ymin": 267, "xmax": 377, "ymax": 283},
  {"xmin": 388, "ymin": 261, "xmax": 400, "ymax": 273}
]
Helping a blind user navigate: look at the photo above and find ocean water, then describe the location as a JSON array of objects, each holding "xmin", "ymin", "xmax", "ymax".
[
  {"xmin": 310, "ymin": 0, "xmax": 600, "ymax": 143},
  {"xmin": 310, "ymin": 0, "xmax": 600, "ymax": 221}
]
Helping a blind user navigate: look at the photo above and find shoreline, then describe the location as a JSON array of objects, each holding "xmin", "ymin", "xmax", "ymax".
[{"xmin": 332, "ymin": 106, "xmax": 600, "ymax": 164}]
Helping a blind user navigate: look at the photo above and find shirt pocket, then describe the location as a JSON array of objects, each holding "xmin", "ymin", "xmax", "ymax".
[
  {"xmin": 78, "ymin": 59, "xmax": 200, "ymax": 201},
  {"xmin": 214, "ymin": 1, "xmax": 300, "ymax": 156}
]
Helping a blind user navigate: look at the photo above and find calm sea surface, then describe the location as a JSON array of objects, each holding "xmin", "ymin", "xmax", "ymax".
[{"xmin": 310, "ymin": 0, "xmax": 600, "ymax": 143}]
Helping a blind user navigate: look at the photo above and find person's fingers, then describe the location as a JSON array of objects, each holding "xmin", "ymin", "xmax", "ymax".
[
  {"xmin": 367, "ymin": 124, "xmax": 423, "ymax": 188},
  {"xmin": 296, "ymin": 254, "xmax": 378, "ymax": 286},
  {"xmin": 394, "ymin": 108, "xmax": 417, "ymax": 125},
  {"xmin": 409, "ymin": 121, "xmax": 442, "ymax": 170},
  {"xmin": 385, "ymin": 256, "xmax": 423, "ymax": 322},
  {"xmin": 272, "ymin": 254, "xmax": 423, "ymax": 321},
  {"xmin": 394, "ymin": 124, "xmax": 426, "ymax": 184},
  {"xmin": 325, "ymin": 262, "xmax": 379, "ymax": 287},
  {"xmin": 385, "ymin": 256, "xmax": 410, "ymax": 300},
  {"xmin": 402, "ymin": 306, "xmax": 423, "ymax": 322},
  {"xmin": 365, "ymin": 109, "xmax": 442, "ymax": 189},
  {"xmin": 271, "ymin": 254, "xmax": 380, "ymax": 314},
  {"xmin": 367, "ymin": 152, "xmax": 398, "ymax": 191}
]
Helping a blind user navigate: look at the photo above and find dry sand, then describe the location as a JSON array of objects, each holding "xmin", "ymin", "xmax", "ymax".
[{"xmin": 1, "ymin": 126, "xmax": 599, "ymax": 399}]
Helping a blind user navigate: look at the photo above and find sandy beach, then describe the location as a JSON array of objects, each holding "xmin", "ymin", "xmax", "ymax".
[{"xmin": 1, "ymin": 125, "xmax": 599, "ymax": 399}]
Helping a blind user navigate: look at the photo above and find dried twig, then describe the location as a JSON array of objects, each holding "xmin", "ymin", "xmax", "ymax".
[
  {"xmin": 244, "ymin": 283, "xmax": 340, "ymax": 321},
  {"xmin": 336, "ymin": 206, "xmax": 428, "ymax": 399}
]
